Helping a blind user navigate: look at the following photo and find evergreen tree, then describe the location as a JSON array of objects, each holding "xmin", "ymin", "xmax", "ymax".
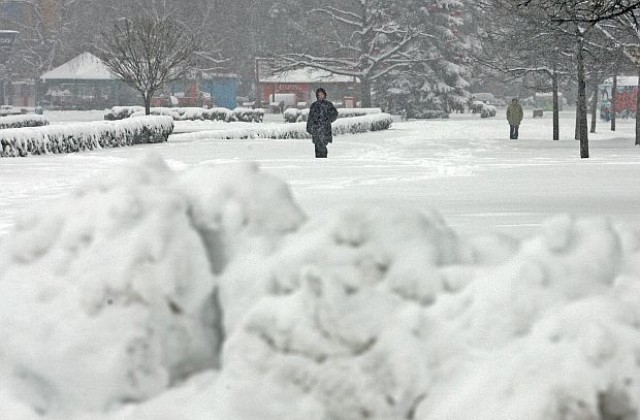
[
  {"xmin": 271, "ymin": 0, "xmax": 471, "ymax": 109},
  {"xmin": 377, "ymin": 0, "xmax": 470, "ymax": 117}
]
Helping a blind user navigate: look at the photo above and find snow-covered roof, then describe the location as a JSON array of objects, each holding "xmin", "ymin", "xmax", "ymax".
[
  {"xmin": 40, "ymin": 52, "xmax": 118, "ymax": 81},
  {"xmin": 260, "ymin": 67, "xmax": 357, "ymax": 84}
]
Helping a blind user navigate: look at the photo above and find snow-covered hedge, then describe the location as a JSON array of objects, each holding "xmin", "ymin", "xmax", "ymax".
[
  {"xmin": 471, "ymin": 100, "xmax": 497, "ymax": 118},
  {"xmin": 0, "ymin": 116, "xmax": 173, "ymax": 157},
  {"xmin": 0, "ymin": 114, "xmax": 49, "ymax": 130},
  {"xmin": 0, "ymin": 106, "xmax": 23, "ymax": 117},
  {"xmin": 2, "ymin": 156, "xmax": 640, "ymax": 419},
  {"xmin": 105, "ymin": 106, "xmax": 264, "ymax": 123},
  {"xmin": 172, "ymin": 113, "xmax": 393, "ymax": 142},
  {"xmin": 481, "ymin": 104, "xmax": 497, "ymax": 118},
  {"xmin": 284, "ymin": 107, "xmax": 382, "ymax": 123}
]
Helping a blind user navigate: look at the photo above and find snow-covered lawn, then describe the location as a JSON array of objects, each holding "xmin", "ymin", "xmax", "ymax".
[
  {"xmin": 3, "ymin": 110, "xmax": 640, "ymax": 239},
  {"xmin": 2, "ymin": 109, "xmax": 640, "ymax": 419}
]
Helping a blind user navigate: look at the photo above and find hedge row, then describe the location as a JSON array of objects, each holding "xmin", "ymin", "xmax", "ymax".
[
  {"xmin": 0, "ymin": 107, "xmax": 24, "ymax": 117},
  {"xmin": 0, "ymin": 115, "xmax": 49, "ymax": 130},
  {"xmin": 105, "ymin": 106, "xmax": 264, "ymax": 123},
  {"xmin": 171, "ymin": 113, "xmax": 393, "ymax": 141},
  {"xmin": 283, "ymin": 107, "xmax": 382, "ymax": 123},
  {"xmin": 0, "ymin": 116, "xmax": 174, "ymax": 158}
]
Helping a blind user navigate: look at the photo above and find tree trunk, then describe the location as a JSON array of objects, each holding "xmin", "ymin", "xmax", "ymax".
[
  {"xmin": 575, "ymin": 99, "xmax": 579, "ymax": 140},
  {"xmin": 576, "ymin": 34, "xmax": 589, "ymax": 158},
  {"xmin": 636, "ymin": 67, "xmax": 640, "ymax": 146},
  {"xmin": 144, "ymin": 92, "xmax": 152, "ymax": 115},
  {"xmin": 589, "ymin": 75, "xmax": 598, "ymax": 134},
  {"xmin": 611, "ymin": 64, "xmax": 617, "ymax": 131},
  {"xmin": 359, "ymin": 77, "xmax": 372, "ymax": 108},
  {"xmin": 552, "ymin": 69, "xmax": 559, "ymax": 141}
]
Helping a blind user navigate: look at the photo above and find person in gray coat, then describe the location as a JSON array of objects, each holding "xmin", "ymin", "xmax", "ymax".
[
  {"xmin": 506, "ymin": 98, "xmax": 524, "ymax": 139},
  {"xmin": 306, "ymin": 88, "xmax": 338, "ymax": 158}
]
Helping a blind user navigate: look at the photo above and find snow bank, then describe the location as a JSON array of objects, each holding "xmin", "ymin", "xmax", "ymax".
[
  {"xmin": 0, "ymin": 116, "xmax": 173, "ymax": 157},
  {"xmin": 0, "ymin": 155, "xmax": 305, "ymax": 417},
  {"xmin": 0, "ymin": 115, "xmax": 49, "ymax": 130},
  {"xmin": 284, "ymin": 107, "xmax": 382, "ymax": 123},
  {"xmin": 2, "ymin": 157, "xmax": 640, "ymax": 419},
  {"xmin": 105, "ymin": 107, "xmax": 264, "ymax": 123},
  {"xmin": 171, "ymin": 113, "xmax": 393, "ymax": 142}
]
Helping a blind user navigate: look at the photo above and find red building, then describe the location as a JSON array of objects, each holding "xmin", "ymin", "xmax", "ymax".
[{"xmin": 258, "ymin": 67, "xmax": 359, "ymax": 108}]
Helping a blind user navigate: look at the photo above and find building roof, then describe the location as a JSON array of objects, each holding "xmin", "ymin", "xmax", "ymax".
[
  {"xmin": 260, "ymin": 67, "xmax": 357, "ymax": 84},
  {"xmin": 41, "ymin": 52, "xmax": 118, "ymax": 81}
]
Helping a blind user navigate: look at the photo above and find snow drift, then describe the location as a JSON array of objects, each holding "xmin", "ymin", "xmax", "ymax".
[{"xmin": 1, "ymin": 156, "xmax": 639, "ymax": 420}]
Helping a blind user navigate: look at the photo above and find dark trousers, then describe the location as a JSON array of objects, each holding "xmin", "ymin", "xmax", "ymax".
[
  {"xmin": 510, "ymin": 125, "xmax": 519, "ymax": 139},
  {"xmin": 314, "ymin": 142, "xmax": 328, "ymax": 158}
]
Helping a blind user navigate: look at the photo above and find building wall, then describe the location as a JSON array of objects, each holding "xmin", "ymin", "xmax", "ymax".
[
  {"xmin": 202, "ymin": 77, "xmax": 237, "ymax": 109},
  {"xmin": 170, "ymin": 77, "xmax": 238, "ymax": 109},
  {"xmin": 599, "ymin": 83, "xmax": 638, "ymax": 119},
  {"xmin": 260, "ymin": 82, "xmax": 359, "ymax": 107}
]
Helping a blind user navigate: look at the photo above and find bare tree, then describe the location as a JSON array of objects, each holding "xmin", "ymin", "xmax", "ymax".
[
  {"xmin": 99, "ymin": 13, "xmax": 198, "ymax": 115},
  {"xmin": 518, "ymin": 0, "xmax": 640, "ymax": 24},
  {"xmin": 474, "ymin": 0, "xmax": 575, "ymax": 141},
  {"xmin": 514, "ymin": 0, "xmax": 640, "ymax": 157},
  {"xmin": 0, "ymin": 0, "xmax": 85, "ymax": 77},
  {"xmin": 597, "ymin": 12, "xmax": 640, "ymax": 145}
]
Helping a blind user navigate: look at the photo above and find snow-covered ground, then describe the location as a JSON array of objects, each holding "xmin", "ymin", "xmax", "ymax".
[
  {"xmin": 2, "ymin": 109, "xmax": 640, "ymax": 419},
  {"xmin": 3, "ymin": 109, "xmax": 640, "ymax": 239}
]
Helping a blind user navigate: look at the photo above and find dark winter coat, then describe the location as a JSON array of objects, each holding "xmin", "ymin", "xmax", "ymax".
[
  {"xmin": 506, "ymin": 102, "xmax": 524, "ymax": 126},
  {"xmin": 306, "ymin": 99, "xmax": 338, "ymax": 145}
]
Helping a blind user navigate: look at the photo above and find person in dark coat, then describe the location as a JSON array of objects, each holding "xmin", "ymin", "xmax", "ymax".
[
  {"xmin": 506, "ymin": 98, "xmax": 524, "ymax": 140},
  {"xmin": 306, "ymin": 87, "xmax": 338, "ymax": 158}
]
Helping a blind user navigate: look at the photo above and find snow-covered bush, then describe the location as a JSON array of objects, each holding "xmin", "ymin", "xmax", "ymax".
[
  {"xmin": 0, "ymin": 116, "xmax": 173, "ymax": 157},
  {"xmin": 103, "ymin": 106, "xmax": 145, "ymax": 120},
  {"xmin": 105, "ymin": 106, "xmax": 264, "ymax": 123},
  {"xmin": 233, "ymin": 107, "xmax": 264, "ymax": 123},
  {"xmin": 283, "ymin": 108, "xmax": 302, "ymax": 123},
  {"xmin": 0, "ymin": 106, "xmax": 23, "ymax": 117},
  {"xmin": 284, "ymin": 108, "xmax": 382, "ymax": 123},
  {"xmin": 171, "ymin": 113, "xmax": 393, "ymax": 142},
  {"xmin": 0, "ymin": 114, "xmax": 49, "ymax": 130},
  {"xmin": 481, "ymin": 104, "xmax": 497, "ymax": 118},
  {"xmin": 470, "ymin": 100, "xmax": 497, "ymax": 118}
]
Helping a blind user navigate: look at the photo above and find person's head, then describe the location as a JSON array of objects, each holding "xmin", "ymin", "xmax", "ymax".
[
  {"xmin": 512, "ymin": 98, "xmax": 518, "ymax": 104},
  {"xmin": 316, "ymin": 88, "xmax": 327, "ymax": 100}
]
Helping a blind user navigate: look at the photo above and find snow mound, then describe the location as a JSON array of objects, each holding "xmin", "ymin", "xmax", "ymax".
[
  {"xmin": 214, "ymin": 213, "xmax": 640, "ymax": 420},
  {"xmin": 1, "ymin": 157, "xmax": 640, "ymax": 420},
  {"xmin": 0, "ymin": 155, "xmax": 304, "ymax": 417}
]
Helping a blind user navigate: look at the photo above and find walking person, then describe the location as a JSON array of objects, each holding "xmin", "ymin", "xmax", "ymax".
[
  {"xmin": 507, "ymin": 98, "xmax": 524, "ymax": 139},
  {"xmin": 306, "ymin": 87, "xmax": 338, "ymax": 158}
]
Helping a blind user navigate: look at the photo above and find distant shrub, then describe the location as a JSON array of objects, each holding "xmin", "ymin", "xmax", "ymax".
[
  {"xmin": 105, "ymin": 106, "xmax": 264, "ymax": 123},
  {"xmin": 0, "ymin": 115, "xmax": 49, "ymax": 130}
]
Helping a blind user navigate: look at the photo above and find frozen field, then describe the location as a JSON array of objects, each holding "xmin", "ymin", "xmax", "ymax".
[{"xmin": 2, "ymin": 109, "xmax": 640, "ymax": 239}]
